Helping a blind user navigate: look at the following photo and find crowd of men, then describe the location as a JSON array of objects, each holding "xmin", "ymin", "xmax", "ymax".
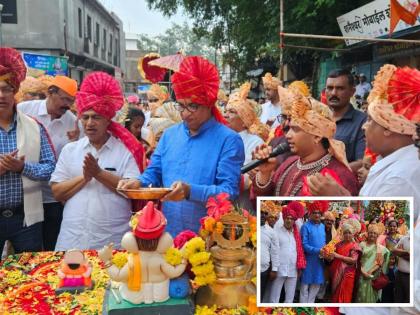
[
  {"xmin": 261, "ymin": 201, "xmax": 410, "ymax": 304},
  {"xmin": 1, "ymin": 45, "xmax": 420, "ymax": 313}
]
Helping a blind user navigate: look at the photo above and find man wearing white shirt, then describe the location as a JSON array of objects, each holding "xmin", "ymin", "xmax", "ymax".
[
  {"xmin": 267, "ymin": 201, "xmax": 306, "ymax": 303},
  {"xmin": 393, "ymin": 235, "xmax": 410, "ymax": 303},
  {"xmin": 50, "ymin": 72, "xmax": 144, "ymax": 250},
  {"xmin": 17, "ymin": 75, "xmax": 79, "ymax": 250},
  {"xmin": 260, "ymin": 73, "xmax": 282, "ymax": 129},
  {"xmin": 355, "ymin": 73, "xmax": 371, "ymax": 99},
  {"xmin": 260, "ymin": 211, "xmax": 280, "ymax": 302}
]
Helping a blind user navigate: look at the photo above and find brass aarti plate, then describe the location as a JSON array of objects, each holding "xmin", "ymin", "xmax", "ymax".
[{"xmin": 117, "ymin": 188, "xmax": 172, "ymax": 200}]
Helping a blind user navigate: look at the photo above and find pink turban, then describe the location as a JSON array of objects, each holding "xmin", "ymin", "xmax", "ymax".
[
  {"xmin": 282, "ymin": 201, "xmax": 305, "ymax": 221},
  {"xmin": 76, "ymin": 72, "xmax": 144, "ymax": 171},
  {"xmin": 0, "ymin": 47, "xmax": 27, "ymax": 91}
]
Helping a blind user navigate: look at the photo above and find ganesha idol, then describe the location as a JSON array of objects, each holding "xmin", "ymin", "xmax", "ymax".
[
  {"xmin": 57, "ymin": 250, "xmax": 93, "ymax": 292},
  {"xmin": 98, "ymin": 201, "xmax": 187, "ymax": 304}
]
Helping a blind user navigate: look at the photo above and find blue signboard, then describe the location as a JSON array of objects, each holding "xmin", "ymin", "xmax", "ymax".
[
  {"xmin": 137, "ymin": 85, "xmax": 151, "ymax": 92},
  {"xmin": 22, "ymin": 52, "xmax": 69, "ymax": 76}
]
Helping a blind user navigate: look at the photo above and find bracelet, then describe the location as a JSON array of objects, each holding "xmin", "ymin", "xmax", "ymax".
[
  {"xmin": 104, "ymin": 261, "xmax": 113, "ymax": 269},
  {"xmin": 255, "ymin": 172, "xmax": 273, "ymax": 189}
]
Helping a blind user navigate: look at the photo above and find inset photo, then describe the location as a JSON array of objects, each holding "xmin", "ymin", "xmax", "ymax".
[{"xmin": 257, "ymin": 197, "xmax": 413, "ymax": 308}]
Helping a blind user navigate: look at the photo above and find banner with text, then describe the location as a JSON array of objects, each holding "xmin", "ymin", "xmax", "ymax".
[{"xmin": 337, "ymin": 0, "xmax": 420, "ymax": 45}]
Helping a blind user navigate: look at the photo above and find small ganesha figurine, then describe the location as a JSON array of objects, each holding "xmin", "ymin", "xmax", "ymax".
[
  {"xmin": 98, "ymin": 201, "xmax": 187, "ymax": 304},
  {"xmin": 57, "ymin": 250, "xmax": 93, "ymax": 290}
]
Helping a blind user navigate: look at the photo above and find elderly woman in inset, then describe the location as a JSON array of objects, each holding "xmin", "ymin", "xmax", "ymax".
[
  {"xmin": 355, "ymin": 224, "xmax": 390, "ymax": 303},
  {"xmin": 326, "ymin": 218, "xmax": 362, "ymax": 302}
]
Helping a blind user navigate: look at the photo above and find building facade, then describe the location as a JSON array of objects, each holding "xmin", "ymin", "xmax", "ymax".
[{"xmin": 2, "ymin": 0, "xmax": 125, "ymax": 84}]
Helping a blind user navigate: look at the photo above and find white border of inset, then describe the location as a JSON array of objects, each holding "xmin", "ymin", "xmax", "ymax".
[{"xmin": 256, "ymin": 196, "xmax": 414, "ymax": 308}]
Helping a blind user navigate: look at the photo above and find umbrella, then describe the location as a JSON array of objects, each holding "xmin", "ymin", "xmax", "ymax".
[
  {"xmin": 148, "ymin": 52, "xmax": 186, "ymax": 72},
  {"xmin": 137, "ymin": 53, "xmax": 167, "ymax": 83}
]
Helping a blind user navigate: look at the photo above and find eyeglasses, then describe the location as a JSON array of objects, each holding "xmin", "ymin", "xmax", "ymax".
[
  {"xmin": 174, "ymin": 103, "xmax": 199, "ymax": 113},
  {"xmin": 0, "ymin": 86, "xmax": 14, "ymax": 95},
  {"xmin": 276, "ymin": 114, "xmax": 289, "ymax": 123}
]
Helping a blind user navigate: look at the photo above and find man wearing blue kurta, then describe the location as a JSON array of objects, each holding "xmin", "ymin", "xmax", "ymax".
[
  {"xmin": 300, "ymin": 207, "xmax": 326, "ymax": 303},
  {"xmin": 118, "ymin": 56, "xmax": 245, "ymax": 237}
]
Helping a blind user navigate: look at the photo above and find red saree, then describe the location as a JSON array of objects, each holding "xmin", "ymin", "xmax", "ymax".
[{"xmin": 330, "ymin": 241, "xmax": 362, "ymax": 303}]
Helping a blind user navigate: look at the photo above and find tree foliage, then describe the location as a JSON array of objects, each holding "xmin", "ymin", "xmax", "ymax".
[
  {"xmin": 136, "ymin": 22, "xmax": 218, "ymax": 63},
  {"xmin": 145, "ymin": 0, "xmax": 372, "ymax": 80}
]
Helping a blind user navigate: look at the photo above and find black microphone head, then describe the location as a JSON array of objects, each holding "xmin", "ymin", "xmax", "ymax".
[{"xmin": 271, "ymin": 141, "xmax": 290, "ymax": 156}]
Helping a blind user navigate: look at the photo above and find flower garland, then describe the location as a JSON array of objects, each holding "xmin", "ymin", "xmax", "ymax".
[
  {"xmin": 182, "ymin": 237, "xmax": 217, "ymax": 287},
  {"xmin": 165, "ymin": 247, "xmax": 183, "ymax": 266}
]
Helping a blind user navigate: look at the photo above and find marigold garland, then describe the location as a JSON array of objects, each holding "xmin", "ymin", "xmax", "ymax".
[
  {"xmin": 165, "ymin": 247, "xmax": 183, "ymax": 266},
  {"xmin": 191, "ymin": 260, "xmax": 214, "ymax": 276},
  {"xmin": 189, "ymin": 252, "xmax": 211, "ymax": 267},
  {"xmin": 111, "ymin": 252, "xmax": 128, "ymax": 269},
  {"xmin": 183, "ymin": 237, "xmax": 206, "ymax": 259}
]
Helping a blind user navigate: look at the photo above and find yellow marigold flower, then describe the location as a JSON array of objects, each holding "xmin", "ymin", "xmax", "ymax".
[
  {"xmin": 194, "ymin": 271, "xmax": 216, "ymax": 286},
  {"xmin": 183, "ymin": 237, "xmax": 205, "ymax": 259},
  {"xmin": 129, "ymin": 215, "xmax": 138, "ymax": 229},
  {"xmin": 251, "ymin": 232, "xmax": 257, "ymax": 247},
  {"xmin": 251, "ymin": 276, "xmax": 256, "ymax": 285},
  {"xmin": 204, "ymin": 217, "xmax": 216, "ymax": 232},
  {"xmin": 112, "ymin": 252, "xmax": 128, "ymax": 269},
  {"xmin": 199, "ymin": 229, "xmax": 210, "ymax": 238},
  {"xmin": 165, "ymin": 247, "xmax": 183, "ymax": 266},
  {"xmin": 195, "ymin": 305, "xmax": 217, "ymax": 315},
  {"xmin": 189, "ymin": 251, "xmax": 211, "ymax": 267},
  {"xmin": 191, "ymin": 260, "xmax": 214, "ymax": 276},
  {"xmin": 215, "ymin": 222, "xmax": 224, "ymax": 234}
]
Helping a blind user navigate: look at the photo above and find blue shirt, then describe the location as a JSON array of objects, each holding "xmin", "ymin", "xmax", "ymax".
[
  {"xmin": 0, "ymin": 113, "xmax": 56, "ymax": 208},
  {"xmin": 139, "ymin": 118, "xmax": 245, "ymax": 236},
  {"xmin": 334, "ymin": 106, "xmax": 367, "ymax": 162},
  {"xmin": 300, "ymin": 220, "xmax": 326, "ymax": 284}
]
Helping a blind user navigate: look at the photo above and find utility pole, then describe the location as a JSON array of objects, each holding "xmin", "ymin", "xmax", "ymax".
[
  {"xmin": 0, "ymin": 4, "xmax": 4, "ymax": 47},
  {"xmin": 279, "ymin": 0, "xmax": 284, "ymax": 82}
]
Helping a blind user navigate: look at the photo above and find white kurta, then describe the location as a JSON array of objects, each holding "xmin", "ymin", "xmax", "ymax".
[
  {"xmin": 51, "ymin": 136, "xmax": 139, "ymax": 250},
  {"xmin": 360, "ymin": 145, "xmax": 420, "ymax": 221},
  {"xmin": 272, "ymin": 224, "xmax": 297, "ymax": 277},
  {"xmin": 259, "ymin": 101, "xmax": 281, "ymax": 129},
  {"xmin": 239, "ymin": 130, "xmax": 264, "ymax": 165},
  {"xmin": 18, "ymin": 100, "xmax": 82, "ymax": 203}
]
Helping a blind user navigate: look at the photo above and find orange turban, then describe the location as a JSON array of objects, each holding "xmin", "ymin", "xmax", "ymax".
[
  {"xmin": 172, "ymin": 56, "xmax": 226, "ymax": 123},
  {"xmin": 367, "ymin": 64, "xmax": 419, "ymax": 135},
  {"xmin": 51, "ymin": 75, "xmax": 78, "ymax": 97},
  {"xmin": 262, "ymin": 73, "xmax": 281, "ymax": 90},
  {"xmin": 227, "ymin": 82, "xmax": 269, "ymax": 140},
  {"xmin": 0, "ymin": 47, "xmax": 27, "ymax": 91}
]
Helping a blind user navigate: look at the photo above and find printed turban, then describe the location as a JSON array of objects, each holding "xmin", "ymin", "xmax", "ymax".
[
  {"xmin": 147, "ymin": 84, "xmax": 168, "ymax": 102},
  {"xmin": 262, "ymin": 73, "xmax": 281, "ymax": 90},
  {"xmin": 288, "ymin": 80, "xmax": 310, "ymax": 97},
  {"xmin": 15, "ymin": 76, "xmax": 48, "ymax": 103},
  {"xmin": 367, "ymin": 64, "xmax": 419, "ymax": 135},
  {"xmin": 0, "ymin": 47, "xmax": 27, "ymax": 91},
  {"xmin": 290, "ymin": 93, "xmax": 349, "ymax": 168},
  {"xmin": 277, "ymin": 84, "xmax": 309, "ymax": 116},
  {"xmin": 323, "ymin": 211, "xmax": 335, "ymax": 221},
  {"xmin": 76, "ymin": 71, "xmax": 144, "ymax": 171},
  {"xmin": 227, "ymin": 82, "xmax": 270, "ymax": 141},
  {"xmin": 171, "ymin": 56, "xmax": 226, "ymax": 124},
  {"xmin": 341, "ymin": 218, "xmax": 361, "ymax": 235},
  {"xmin": 282, "ymin": 201, "xmax": 305, "ymax": 221},
  {"xmin": 306, "ymin": 200, "xmax": 329, "ymax": 214}
]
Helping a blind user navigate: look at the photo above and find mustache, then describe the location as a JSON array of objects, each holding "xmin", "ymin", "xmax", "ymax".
[{"xmin": 328, "ymin": 97, "xmax": 340, "ymax": 101}]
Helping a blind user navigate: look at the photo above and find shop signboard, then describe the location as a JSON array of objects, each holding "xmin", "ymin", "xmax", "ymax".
[
  {"xmin": 22, "ymin": 52, "xmax": 68, "ymax": 77},
  {"xmin": 337, "ymin": 0, "xmax": 420, "ymax": 45}
]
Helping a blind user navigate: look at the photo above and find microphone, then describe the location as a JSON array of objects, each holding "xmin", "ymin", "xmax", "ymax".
[{"xmin": 241, "ymin": 141, "xmax": 290, "ymax": 174}]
